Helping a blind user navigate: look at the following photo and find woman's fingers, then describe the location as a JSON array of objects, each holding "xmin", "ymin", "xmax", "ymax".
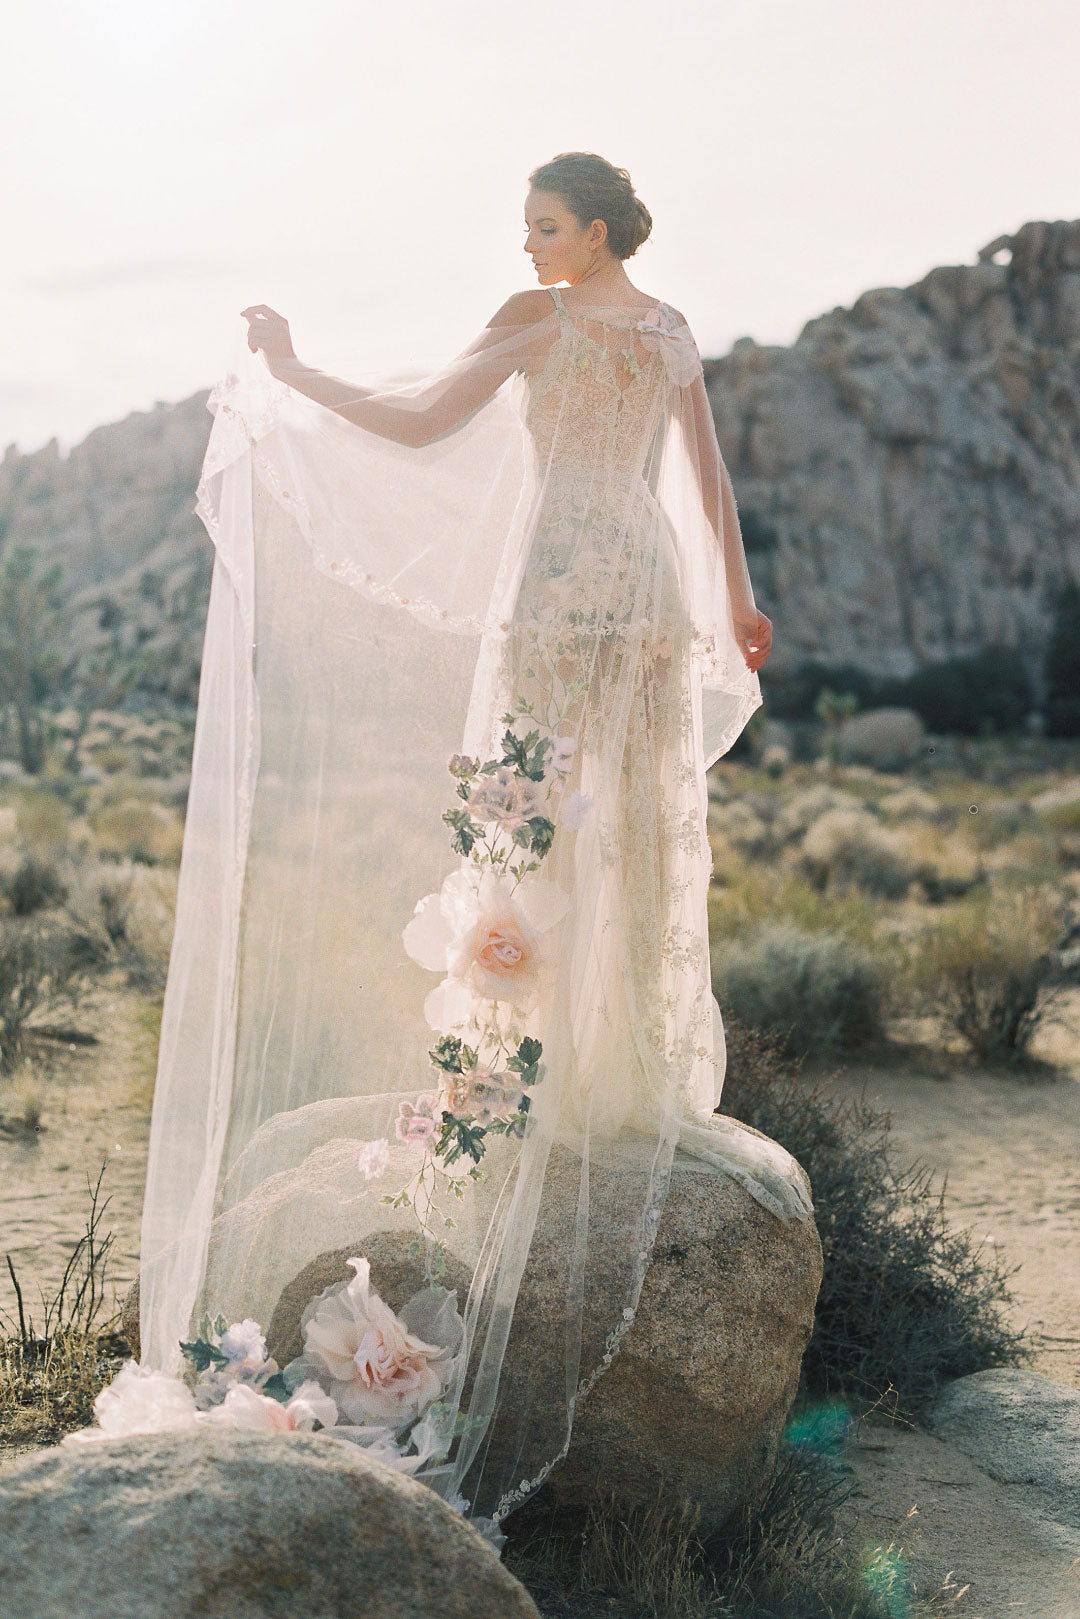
[{"xmin": 239, "ymin": 305, "xmax": 294, "ymax": 360}]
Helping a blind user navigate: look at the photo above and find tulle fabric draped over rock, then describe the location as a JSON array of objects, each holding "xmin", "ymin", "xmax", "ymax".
[{"xmin": 139, "ymin": 287, "xmax": 813, "ymax": 1528}]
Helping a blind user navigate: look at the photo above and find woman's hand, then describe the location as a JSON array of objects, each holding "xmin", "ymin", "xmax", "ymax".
[
  {"xmin": 733, "ymin": 608, "xmax": 772, "ymax": 674},
  {"xmin": 240, "ymin": 304, "xmax": 298, "ymax": 366}
]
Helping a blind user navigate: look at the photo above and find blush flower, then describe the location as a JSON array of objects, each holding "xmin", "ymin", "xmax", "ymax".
[
  {"xmin": 466, "ymin": 1068, "xmax": 526, "ymax": 1125},
  {"xmin": 202, "ymin": 1379, "xmax": 338, "ymax": 1434},
  {"xmin": 395, "ymin": 1093, "xmax": 441, "ymax": 1145},
  {"xmin": 547, "ymin": 736, "xmax": 577, "ymax": 776},
  {"xmin": 403, "ymin": 868, "xmax": 569, "ymax": 1027},
  {"xmin": 466, "ymin": 766, "xmax": 545, "ymax": 830},
  {"xmin": 285, "ymin": 1257, "xmax": 463, "ymax": 1428}
]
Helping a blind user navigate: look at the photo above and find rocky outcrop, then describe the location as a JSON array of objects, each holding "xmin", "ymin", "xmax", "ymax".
[
  {"xmin": 837, "ymin": 706, "xmax": 925, "ymax": 768},
  {"xmin": 0, "ymin": 1430, "xmax": 540, "ymax": 1618},
  {"xmin": 707, "ymin": 218, "xmax": 1080, "ymax": 682},
  {"xmin": 0, "ymin": 393, "xmax": 213, "ymax": 705}
]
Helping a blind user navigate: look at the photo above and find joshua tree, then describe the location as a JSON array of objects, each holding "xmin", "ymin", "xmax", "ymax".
[{"xmin": 0, "ymin": 542, "xmax": 66, "ymax": 774}]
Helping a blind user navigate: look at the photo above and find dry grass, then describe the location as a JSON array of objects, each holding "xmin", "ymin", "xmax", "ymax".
[
  {"xmin": 709, "ymin": 860, "xmax": 881, "ymax": 949},
  {"xmin": 0, "ymin": 1164, "xmax": 129, "ymax": 1454},
  {"xmin": 89, "ymin": 797, "xmax": 183, "ymax": 866},
  {"xmin": 506, "ymin": 1437, "xmax": 970, "ymax": 1618}
]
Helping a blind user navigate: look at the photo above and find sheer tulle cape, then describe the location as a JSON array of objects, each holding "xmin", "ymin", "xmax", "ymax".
[{"xmin": 139, "ymin": 293, "xmax": 812, "ymax": 1528}]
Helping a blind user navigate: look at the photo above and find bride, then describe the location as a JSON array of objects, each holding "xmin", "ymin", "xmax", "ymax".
[{"xmin": 128, "ymin": 150, "xmax": 813, "ymax": 1541}]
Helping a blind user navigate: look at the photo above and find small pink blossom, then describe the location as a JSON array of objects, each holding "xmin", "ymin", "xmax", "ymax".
[
  {"xmin": 466, "ymin": 766, "xmax": 545, "ymax": 829},
  {"xmin": 548, "ymin": 735, "xmax": 577, "ymax": 775},
  {"xmin": 395, "ymin": 1093, "xmax": 441, "ymax": 1145}
]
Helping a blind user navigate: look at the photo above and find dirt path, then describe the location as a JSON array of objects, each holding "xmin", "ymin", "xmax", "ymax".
[
  {"xmin": 0, "ymin": 974, "xmax": 156, "ymax": 1332},
  {"xmin": 822, "ymin": 997, "xmax": 1080, "ymax": 1392}
]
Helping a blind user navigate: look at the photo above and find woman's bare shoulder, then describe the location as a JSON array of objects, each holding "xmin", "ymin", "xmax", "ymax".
[{"xmin": 487, "ymin": 288, "xmax": 557, "ymax": 327}]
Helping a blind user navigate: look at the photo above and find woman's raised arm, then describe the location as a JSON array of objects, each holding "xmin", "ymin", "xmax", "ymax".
[{"xmin": 241, "ymin": 291, "xmax": 552, "ymax": 449}]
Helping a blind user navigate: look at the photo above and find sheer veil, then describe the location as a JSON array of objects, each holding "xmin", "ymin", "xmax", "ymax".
[{"xmin": 138, "ymin": 288, "xmax": 813, "ymax": 1535}]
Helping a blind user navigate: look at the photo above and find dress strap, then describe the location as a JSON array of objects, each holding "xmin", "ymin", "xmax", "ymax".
[{"xmin": 548, "ymin": 286, "xmax": 567, "ymax": 317}]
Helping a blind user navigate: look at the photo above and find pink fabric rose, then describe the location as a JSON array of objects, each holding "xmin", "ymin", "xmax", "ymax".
[
  {"xmin": 294, "ymin": 1257, "xmax": 459, "ymax": 1427},
  {"xmin": 403, "ymin": 868, "xmax": 569, "ymax": 1026}
]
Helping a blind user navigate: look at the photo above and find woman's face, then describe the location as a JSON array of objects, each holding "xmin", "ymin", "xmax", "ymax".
[{"xmin": 523, "ymin": 188, "xmax": 607, "ymax": 285}]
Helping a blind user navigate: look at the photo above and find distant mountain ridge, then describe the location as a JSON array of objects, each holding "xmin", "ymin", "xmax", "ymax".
[{"xmin": 1, "ymin": 216, "xmax": 1078, "ymax": 705}]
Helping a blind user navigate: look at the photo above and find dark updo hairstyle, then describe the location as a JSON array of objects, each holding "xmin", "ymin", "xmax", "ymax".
[{"xmin": 528, "ymin": 151, "xmax": 653, "ymax": 260}]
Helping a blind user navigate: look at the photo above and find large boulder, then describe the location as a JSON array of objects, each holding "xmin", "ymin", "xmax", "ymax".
[
  {"xmin": 268, "ymin": 1137, "xmax": 821, "ymax": 1536},
  {"xmin": 518, "ymin": 1142, "xmax": 820, "ymax": 1533},
  {"xmin": 0, "ymin": 1430, "xmax": 540, "ymax": 1619},
  {"xmin": 925, "ymin": 1368, "xmax": 1080, "ymax": 1532},
  {"xmin": 837, "ymin": 706, "xmax": 925, "ymax": 769}
]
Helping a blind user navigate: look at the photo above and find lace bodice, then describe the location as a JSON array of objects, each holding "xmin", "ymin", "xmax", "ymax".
[{"xmin": 523, "ymin": 288, "xmax": 676, "ymax": 485}]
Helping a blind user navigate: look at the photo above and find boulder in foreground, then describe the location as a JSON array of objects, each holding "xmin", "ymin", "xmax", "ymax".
[{"xmin": 0, "ymin": 1430, "xmax": 540, "ymax": 1619}]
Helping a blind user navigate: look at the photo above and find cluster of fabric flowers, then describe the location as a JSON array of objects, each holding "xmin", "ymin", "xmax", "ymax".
[{"xmin": 64, "ymin": 1259, "xmax": 465, "ymax": 1482}]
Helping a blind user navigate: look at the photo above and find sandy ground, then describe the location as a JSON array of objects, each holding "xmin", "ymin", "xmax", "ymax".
[
  {"xmin": 0, "ymin": 975, "xmax": 154, "ymax": 1332},
  {"xmin": 3, "ymin": 982, "xmax": 1080, "ymax": 1616}
]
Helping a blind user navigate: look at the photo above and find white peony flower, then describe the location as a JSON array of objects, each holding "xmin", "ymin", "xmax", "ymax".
[
  {"xmin": 62, "ymin": 1361, "xmax": 199, "ymax": 1447},
  {"xmin": 357, "ymin": 1138, "xmax": 391, "ymax": 1180},
  {"xmin": 284, "ymin": 1256, "xmax": 463, "ymax": 1428},
  {"xmin": 218, "ymin": 1318, "xmax": 267, "ymax": 1370},
  {"xmin": 403, "ymin": 867, "xmax": 568, "ymax": 1027}
]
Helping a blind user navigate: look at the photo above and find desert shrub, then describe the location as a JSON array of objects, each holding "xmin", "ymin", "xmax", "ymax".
[
  {"xmin": 719, "ymin": 1024, "xmax": 1031, "ymax": 1411},
  {"xmin": 0, "ymin": 919, "xmax": 83, "ymax": 1071},
  {"xmin": 713, "ymin": 923, "xmax": 887, "ymax": 1058},
  {"xmin": 876, "ymin": 787, "xmax": 944, "ymax": 822},
  {"xmin": 907, "ymin": 886, "xmax": 1069, "ymax": 1061},
  {"xmin": 1030, "ymin": 784, "xmax": 1080, "ymax": 833},
  {"xmin": 772, "ymin": 785, "xmax": 864, "ymax": 845},
  {"xmin": 902, "ymin": 824, "xmax": 984, "ymax": 903},
  {"xmin": 1, "ymin": 854, "xmax": 68, "ymax": 916},
  {"xmin": 0, "ymin": 1166, "xmax": 128, "ymax": 1451},
  {"xmin": 93, "ymin": 743, "xmax": 132, "ymax": 774},
  {"xmin": 709, "ymin": 864, "xmax": 880, "ymax": 949},
  {"xmin": 708, "ymin": 799, "xmax": 771, "ymax": 856},
  {"xmin": 14, "ymin": 789, "xmax": 69, "ymax": 855},
  {"xmin": 800, "ymin": 809, "xmax": 917, "ymax": 900},
  {"xmin": 89, "ymin": 797, "xmax": 183, "ymax": 865}
]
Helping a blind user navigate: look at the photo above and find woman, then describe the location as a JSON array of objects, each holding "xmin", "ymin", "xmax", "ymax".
[{"xmin": 134, "ymin": 151, "xmax": 813, "ymax": 1542}]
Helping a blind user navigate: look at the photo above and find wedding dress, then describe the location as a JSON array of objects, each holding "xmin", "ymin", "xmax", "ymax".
[{"xmin": 134, "ymin": 284, "xmax": 814, "ymax": 1537}]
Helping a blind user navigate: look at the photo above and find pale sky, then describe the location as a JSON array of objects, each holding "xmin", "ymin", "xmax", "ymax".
[{"xmin": 4, "ymin": 0, "xmax": 1077, "ymax": 456}]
